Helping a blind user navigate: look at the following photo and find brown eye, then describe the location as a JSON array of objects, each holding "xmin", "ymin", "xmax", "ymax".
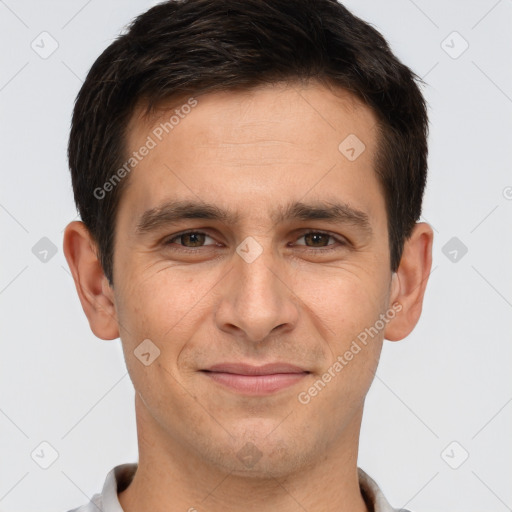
[
  {"xmin": 302, "ymin": 232, "xmax": 333, "ymax": 247},
  {"xmin": 165, "ymin": 231, "xmax": 215, "ymax": 248},
  {"xmin": 179, "ymin": 232, "xmax": 206, "ymax": 247},
  {"xmin": 295, "ymin": 231, "xmax": 344, "ymax": 249}
]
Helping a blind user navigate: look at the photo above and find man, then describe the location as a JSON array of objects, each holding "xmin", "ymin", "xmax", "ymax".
[{"xmin": 63, "ymin": 0, "xmax": 433, "ymax": 510}]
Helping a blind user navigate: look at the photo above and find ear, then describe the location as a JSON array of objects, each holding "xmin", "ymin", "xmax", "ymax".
[
  {"xmin": 63, "ymin": 221, "xmax": 119, "ymax": 340},
  {"xmin": 384, "ymin": 222, "xmax": 433, "ymax": 341}
]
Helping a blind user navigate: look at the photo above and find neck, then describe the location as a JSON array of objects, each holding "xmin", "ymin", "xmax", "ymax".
[{"xmin": 119, "ymin": 393, "xmax": 369, "ymax": 512}]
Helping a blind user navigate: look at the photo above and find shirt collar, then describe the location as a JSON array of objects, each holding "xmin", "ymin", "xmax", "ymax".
[
  {"xmin": 358, "ymin": 467, "xmax": 400, "ymax": 512},
  {"xmin": 100, "ymin": 463, "xmax": 136, "ymax": 512}
]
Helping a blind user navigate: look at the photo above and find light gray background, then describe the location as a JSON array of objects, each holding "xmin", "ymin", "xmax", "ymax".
[{"xmin": 1, "ymin": 0, "xmax": 511, "ymax": 511}]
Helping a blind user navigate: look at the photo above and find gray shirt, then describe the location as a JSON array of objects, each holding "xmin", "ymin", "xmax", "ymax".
[{"xmin": 66, "ymin": 463, "xmax": 410, "ymax": 512}]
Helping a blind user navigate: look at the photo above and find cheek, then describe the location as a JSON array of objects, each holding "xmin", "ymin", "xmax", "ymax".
[
  {"xmin": 292, "ymin": 264, "xmax": 388, "ymax": 409},
  {"xmin": 114, "ymin": 264, "xmax": 222, "ymax": 366},
  {"xmin": 294, "ymin": 264, "xmax": 388, "ymax": 346},
  {"xmin": 294, "ymin": 272, "xmax": 386, "ymax": 431},
  {"xmin": 118, "ymin": 264, "xmax": 195, "ymax": 328},
  {"xmin": 113, "ymin": 270, "xmax": 206, "ymax": 417}
]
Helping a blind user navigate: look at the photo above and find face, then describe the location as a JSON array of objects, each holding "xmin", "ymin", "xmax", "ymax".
[{"xmin": 88, "ymin": 82, "xmax": 407, "ymax": 477}]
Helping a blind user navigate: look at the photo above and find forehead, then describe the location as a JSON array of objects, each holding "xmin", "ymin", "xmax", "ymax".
[
  {"xmin": 119, "ymin": 81, "xmax": 384, "ymax": 230},
  {"xmin": 129, "ymin": 81, "xmax": 375, "ymax": 154}
]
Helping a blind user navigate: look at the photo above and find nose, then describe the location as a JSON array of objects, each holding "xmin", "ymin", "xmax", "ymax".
[{"xmin": 214, "ymin": 242, "xmax": 300, "ymax": 344}]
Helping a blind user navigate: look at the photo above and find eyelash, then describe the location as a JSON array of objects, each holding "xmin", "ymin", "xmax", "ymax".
[{"xmin": 163, "ymin": 230, "xmax": 348, "ymax": 253}]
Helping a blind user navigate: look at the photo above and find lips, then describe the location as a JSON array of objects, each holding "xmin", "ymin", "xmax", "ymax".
[
  {"xmin": 201, "ymin": 362, "xmax": 310, "ymax": 395},
  {"xmin": 203, "ymin": 362, "xmax": 309, "ymax": 375}
]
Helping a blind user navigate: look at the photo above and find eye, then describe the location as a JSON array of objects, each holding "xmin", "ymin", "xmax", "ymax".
[
  {"xmin": 293, "ymin": 231, "xmax": 346, "ymax": 250},
  {"xmin": 162, "ymin": 229, "xmax": 347, "ymax": 253},
  {"xmin": 164, "ymin": 231, "xmax": 217, "ymax": 248}
]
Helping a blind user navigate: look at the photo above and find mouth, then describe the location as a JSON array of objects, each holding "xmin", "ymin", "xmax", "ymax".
[{"xmin": 200, "ymin": 362, "xmax": 310, "ymax": 395}]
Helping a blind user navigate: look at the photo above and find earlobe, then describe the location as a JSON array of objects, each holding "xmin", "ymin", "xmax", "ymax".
[
  {"xmin": 384, "ymin": 222, "xmax": 433, "ymax": 342},
  {"xmin": 63, "ymin": 221, "xmax": 119, "ymax": 340}
]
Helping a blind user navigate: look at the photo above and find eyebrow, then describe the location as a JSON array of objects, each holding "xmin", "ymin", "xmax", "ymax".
[{"xmin": 135, "ymin": 198, "xmax": 373, "ymax": 237}]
